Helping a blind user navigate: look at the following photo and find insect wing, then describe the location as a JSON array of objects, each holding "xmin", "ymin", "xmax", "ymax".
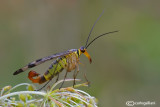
[{"xmin": 13, "ymin": 49, "xmax": 77, "ymax": 75}]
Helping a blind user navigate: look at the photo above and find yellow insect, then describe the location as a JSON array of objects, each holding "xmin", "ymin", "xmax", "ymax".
[{"xmin": 13, "ymin": 12, "xmax": 118, "ymax": 90}]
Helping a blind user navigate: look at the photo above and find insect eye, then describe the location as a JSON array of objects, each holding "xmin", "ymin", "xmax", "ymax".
[
  {"xmin": 81, "ymin": 49, "xmax": 85, "ymax": 53},
  {"xmin": 80, "ymin": 46, "xmax": 85, "ymax": 53}
]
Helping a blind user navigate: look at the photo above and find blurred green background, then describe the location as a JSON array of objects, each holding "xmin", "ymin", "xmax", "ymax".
[{"xmin": 0, "ymin": 0, "xmax": 160, "ymax": 106}]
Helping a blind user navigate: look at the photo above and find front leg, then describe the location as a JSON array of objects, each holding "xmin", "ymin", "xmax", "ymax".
[{"xmin": 84, "ymin": 73, "xmax": 90, "ymax": 86}]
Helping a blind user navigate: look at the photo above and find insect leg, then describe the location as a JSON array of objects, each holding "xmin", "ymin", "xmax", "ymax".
[
  {"xmin": 55, "ymin": 73, "xmax": 59, "ymax": 83},
  {"xmin": 59, "ymin": 70, "xmax": 68, "ymax": 89},
  {"xmin": 73, "ymin": 68, "xmax": 79, "ymax": 87},
  {"xmin": 84, "ymin": 72, "xmax": 90, "ymax": 86},
  {"xmin": 73, "ymin": 68, "xmax": 76, "ymax": 87},
  {"xmin": 36, "ymin": 80, "xmax": 51, "ymax": 91}
]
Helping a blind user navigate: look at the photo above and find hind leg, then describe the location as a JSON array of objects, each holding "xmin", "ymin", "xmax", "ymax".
[{"xmin": 59, "ymin": 70, "xmax": 68, "ymax": 89}]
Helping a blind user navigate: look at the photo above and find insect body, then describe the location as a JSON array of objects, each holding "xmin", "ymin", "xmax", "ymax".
[
  {"xmin": 13, "ymin": 12, "xmax": 118, "ymax": 89},
  {"xmin": 25, "ymin": 48, "xmax": 91, "ymax": 84}
]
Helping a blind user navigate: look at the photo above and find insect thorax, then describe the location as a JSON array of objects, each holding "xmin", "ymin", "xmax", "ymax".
[{"xmin": 65, "ymin": 51, "xmax": 79, "ymax": 72}]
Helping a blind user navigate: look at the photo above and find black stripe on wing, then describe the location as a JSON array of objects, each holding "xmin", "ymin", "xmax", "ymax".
[{"xmin": 13, "ymin": 49, "xmax": 77, "ymax": 75}]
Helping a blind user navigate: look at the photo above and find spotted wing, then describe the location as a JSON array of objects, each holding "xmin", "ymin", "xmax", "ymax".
[{"xmin": 13, "ymin": 49, "xmax": 77, "ymax": 75}]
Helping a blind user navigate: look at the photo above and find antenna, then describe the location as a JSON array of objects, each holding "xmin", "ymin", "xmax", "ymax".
[
  {"xmin": 85, "ymin": 10, "xmax": 104, "ymax": 48},
  {"xmin": 86, "ymin": 30, "xmax": 119, "ymax": 49}
]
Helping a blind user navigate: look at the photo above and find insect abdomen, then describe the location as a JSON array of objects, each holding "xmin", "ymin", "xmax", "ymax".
[
  {"xmin": 28, "ymin": 57, "xmax": 66, "ymax": 84},
  {"xmin": 43, "ymin": 57, "xmax": 67, "ymax": 81}
]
